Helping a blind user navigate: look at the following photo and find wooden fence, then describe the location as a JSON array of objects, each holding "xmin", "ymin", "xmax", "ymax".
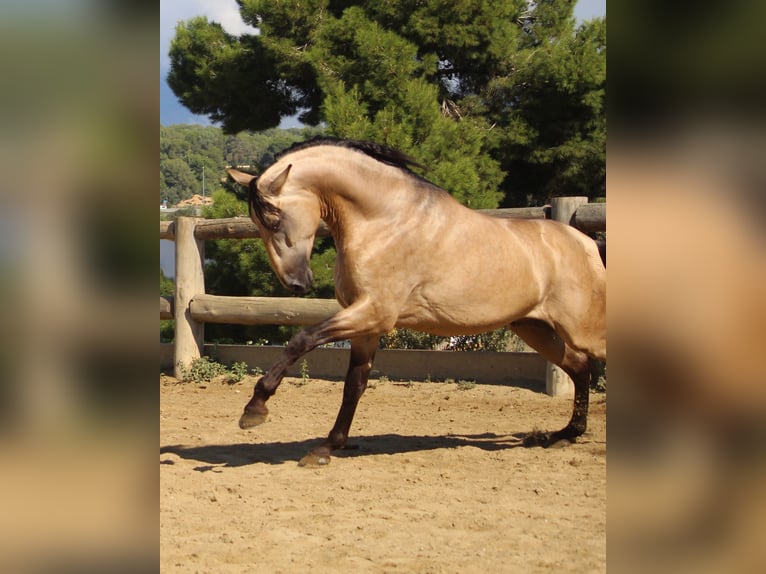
[{"xmin": 160, "ymin": 197, "xmax": 605, "ymax": 395}]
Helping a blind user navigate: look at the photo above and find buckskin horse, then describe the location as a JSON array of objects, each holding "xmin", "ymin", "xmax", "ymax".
[{"xmin": 227, "ymin": 137, "xmax": 606, "ymax": 466}]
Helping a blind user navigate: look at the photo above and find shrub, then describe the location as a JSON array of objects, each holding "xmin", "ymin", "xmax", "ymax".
[
  {"xmin": 380, "ymin": 327, "xmax": 516, "ymax": 352},
  {"xmin": 179, "ymin": 356, "xmax": 227, "ymax": 382},
  {"xmin": 178, "ymin": 357, "xmax": 260, "ymax": 384}
]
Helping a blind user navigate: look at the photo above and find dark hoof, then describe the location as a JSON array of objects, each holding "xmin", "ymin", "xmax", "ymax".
[
  {"xmin": 523, "ymin": 429, "xmax": 578, "ymax": 448},
  {"xmin": 297, "ymin": 451, "xmax": 331, "ymax": 467},
  {"xmin": 239, "ymin": 410, "xmax": 268, "ymax": 429}
]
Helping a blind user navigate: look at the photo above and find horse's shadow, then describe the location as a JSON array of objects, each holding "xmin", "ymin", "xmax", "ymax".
[{"xmin": 160, "ymin": 432, "xmax": 531, "ymax": 470}]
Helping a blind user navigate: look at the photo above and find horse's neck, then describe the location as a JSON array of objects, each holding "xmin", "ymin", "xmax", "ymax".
[
  {"xmin": 317, "ymin": 191, "xmax": 372, "ymax": 253},
  {"xmin": 316, "ymin": 164, "xmax": 406, "ymax": 238},
  {"xmin": 318, "ymin": 195, "xmax": 347, "ymax": 240},
  {"xmin": 300, "ymin": 151, "xmax": 432, "ymax": 251}
]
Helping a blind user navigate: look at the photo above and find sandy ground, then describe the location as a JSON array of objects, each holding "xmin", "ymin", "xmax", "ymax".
[{"xmin": 160, "ymin": 375, "xmax": 606, "ymax": 573}]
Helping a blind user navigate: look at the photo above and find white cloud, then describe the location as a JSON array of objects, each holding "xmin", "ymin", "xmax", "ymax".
[
  {"xmin": 574, "ymin": 0, "xmax": 606, "ymax": 22},
  {"xmin": 195, "ymin": 0, "xmax": 257, "ymax": 37},
  {"xmin": 160, "ymin": 0, "xmax": 257, "ymax": 72}
]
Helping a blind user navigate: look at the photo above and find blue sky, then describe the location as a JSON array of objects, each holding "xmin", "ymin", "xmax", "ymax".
[{"xmin": 160, "ymin": 0, "xmax": 606, "ymax": 126}]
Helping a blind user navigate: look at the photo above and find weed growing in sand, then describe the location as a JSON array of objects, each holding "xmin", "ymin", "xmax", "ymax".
[
  {"xmin": 297, "ymin": 359, "xmax": 311, "ymax": 386},
  {"xmin": 179, "ymin": 357, "xmax": 259, "ymax": 384},
  {"xmin": 179, "ymin": 357, "xmax": 226, "ymax": 382},
  {"xmin": 229, "ymin": 361, "xmax": 250, "ymax": 382}
]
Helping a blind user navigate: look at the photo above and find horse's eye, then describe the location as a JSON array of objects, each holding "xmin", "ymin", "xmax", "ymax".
[{"xmin": 263, "ymin": 213, "xmax": 281, "ymax": 231}]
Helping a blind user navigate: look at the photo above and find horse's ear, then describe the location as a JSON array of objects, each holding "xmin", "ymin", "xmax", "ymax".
[
  {"xmin": 226, "ymin": 168, "xmax": 256, "ymax": 187},
  {"xmin": 268, "ymin": 164, "xmax": 292, "ymax": 195}
]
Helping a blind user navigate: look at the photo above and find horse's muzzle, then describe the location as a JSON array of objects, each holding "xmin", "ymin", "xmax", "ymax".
[
  {"xmin": 288, "ymin": 282, "xmax": 311, "ymax": 296},
  {"xmin": 284, "ymin": 269, "xmax": 313, "ymax": 295}
]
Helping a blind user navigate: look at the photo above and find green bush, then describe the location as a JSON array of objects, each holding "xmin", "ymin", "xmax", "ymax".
[
  {"xmin": 591, "ymin": 361, "xmax": 607, "ymax": 392},
  {"xmin": 379, "ymin": 327, "xmax": 518, "ymax": 352},
  {"xmin": 178, "ymin": 357, "xmax": 260, "ymax": 384},
  {"xmin": 379, "ymin": 328, "xmax": 445, "ymax": 350}
]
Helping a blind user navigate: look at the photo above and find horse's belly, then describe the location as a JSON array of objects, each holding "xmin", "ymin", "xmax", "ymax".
[
  {"xmin": 395, "ymin": 316, "xmax": 506, "ymax": 337},
  {"xmin": 394, "ymin": 290, "xmax": 533, "ymax": 336}
]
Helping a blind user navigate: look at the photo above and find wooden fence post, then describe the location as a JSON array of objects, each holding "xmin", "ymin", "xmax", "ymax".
[
  {"xmin": 174, "ymin": 217, "xmax": 205, "ymax": 378},
  {"xmin": 551, "ymin": 196, "xmax": 588, "ymax": 227},
  {"xmin": 546, "ymin": 197, "xmax": 589, "ymax": 397}
]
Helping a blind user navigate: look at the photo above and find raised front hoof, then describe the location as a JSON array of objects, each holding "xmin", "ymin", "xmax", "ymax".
[
  {"xmin": 239, "ymin": 410, "xmax": 268, "ymax": 429},
  {"xmin": 297, "ymin": 451, "xmax": 332, "ymax": 468},
  {"xmin": 523, "ymin": 428, "xmax": 580, "ymax": 448}
]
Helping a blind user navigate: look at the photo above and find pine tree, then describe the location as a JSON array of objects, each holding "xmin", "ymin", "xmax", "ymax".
[{"xmin": 168, "ymin": 0, "xmax": 604, "ymax": 206}]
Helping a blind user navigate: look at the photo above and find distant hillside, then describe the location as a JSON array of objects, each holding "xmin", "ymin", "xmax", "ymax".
[{"xmin": 160, "ymin": 125, "xmax": 323, "ymax": 206}]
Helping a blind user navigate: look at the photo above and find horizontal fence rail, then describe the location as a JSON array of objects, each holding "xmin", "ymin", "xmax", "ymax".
[
  {"xmin": 160, "ymin": 198, "xmax": 605, "ymax": 395},
  {"xmin": 190, "ymin": 295, "xmax": 342, "ymax": 326},
  {"xmin": 158, "ymin": 204, "xmax": 575, "ymax": 241},
  {"xmin": 571, "ymin": 203, "xmax": 607, "ymax": 233}
]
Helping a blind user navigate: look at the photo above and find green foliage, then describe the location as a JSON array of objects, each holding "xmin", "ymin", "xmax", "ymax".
[
  {"xmin": 591, "ymin": 361, "xmax": 606, "ymax": 392},
  {"xmin": 229, "ymin": 361, "xmax": 251, "ymax": 383},
  {"xmin": 178, "ymin": 356, "xmax": 228, "ymax": 383},
  {"xmin": 168, "ymin": 0, "xmax": 605, "ymax": 207},
  {"xmin": 160, "ymin": 319, "xmax": 174, "ymax": 343},
  {"xmin": 161, "ymin": 157, "xmax": 199, "ymax": 205},
  {"xmin": 380, "ymin": 327, "xmax": 513, "ymax": 352},
  {"xmin": 160, "ymin": 267, "xmax": 174, "ymax": 297},
  {"xmin": 380, "ymin": 328, "xmax": 446, "ymax": 350},
  {"xmin": 447, "ymin": 329, "xmax": 513, "ymax": 352},
  {"xmin": 160, "ymin": 268, "xmax": 175, "ymax": 342},
  {"xmin": 491, "ymin": 14, "xmax": 606, "ymax": 205},
  {"xmin": 308, "ymin": 6, "xmax": 504, "ymax": 207},
  {"xmin": 160, "ymin": 125, "xmax": 323, "ymax": 206},
  {"xmin": 178, "ymin": 356, "xmax": 256, "ymax": 384},
  {"xmin": 167, "ymin": 17, "xmax": 302, "ymax": 133},
  {"xmin": 296, "ymin": 359, "xmax": 311, "ymax": 386}
]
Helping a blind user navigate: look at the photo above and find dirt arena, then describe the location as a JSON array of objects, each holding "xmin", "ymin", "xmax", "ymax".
[{"xmin": 160, "ymin": 374, "xmax": 606, "ymax": 573}]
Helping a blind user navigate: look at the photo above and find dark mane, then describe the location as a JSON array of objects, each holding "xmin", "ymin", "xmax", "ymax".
[
  {"xmin": 275, "ymin": 136, "xmax": 428, "ymax": 178},
  {"xmin": 248, "ymin": 178, "xmax": 281, "ymax": 231},
  {"xmin": 250, "ymin": 137, "xmax": 430, "ymax": 230}
]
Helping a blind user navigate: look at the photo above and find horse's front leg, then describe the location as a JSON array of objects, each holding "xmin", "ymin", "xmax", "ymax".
[
  {"xmin": 238, "ymin": 328, "xmax": 317, "ymax": 428},
  {"xmin": 298, "ymin": 335, "xmax": 379, "ymax": 467},
  {"xmin": 239, "ymin": 298, "xmax": 387, "ymax": 429},
  {"xmin": 239, "ymin": 323, "xmax": 327, "ymax": 429}
]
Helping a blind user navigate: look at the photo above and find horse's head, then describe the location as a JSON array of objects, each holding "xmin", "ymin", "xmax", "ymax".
[{"xmin": 227, "ymin": 165, "xmax": 319, "ymax": 295}]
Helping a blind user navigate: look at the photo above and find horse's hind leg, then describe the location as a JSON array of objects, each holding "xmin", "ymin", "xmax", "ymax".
[
  {"xmin": 298, "ymin": 335, "xmax": 379, "ymax": 467},
  {"xmin": 510, "ymin": 319, "xmax": 593, "ymax": 446}
]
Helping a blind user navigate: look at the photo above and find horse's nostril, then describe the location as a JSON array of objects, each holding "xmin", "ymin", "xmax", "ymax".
[{"xmin": 289, "ymin": 282, "xmax": 307, "ymax": 295}]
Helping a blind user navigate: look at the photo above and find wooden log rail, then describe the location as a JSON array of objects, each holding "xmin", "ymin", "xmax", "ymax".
[
  {"xmin": 190, "ymin": 295, "xmax": 341, "ymax": 326},
  {"xmin": 160, "ymin": 199, "xmax": 605, "ymax": 391},
  {"xmin": 158, "ymin": 204, "xmax": 573, "ymax": 241}
]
